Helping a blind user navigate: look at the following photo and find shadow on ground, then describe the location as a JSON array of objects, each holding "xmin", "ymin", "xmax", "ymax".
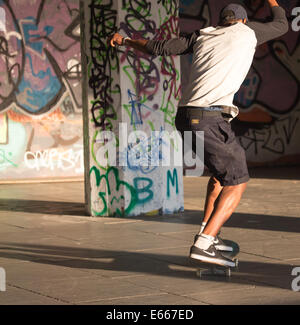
[
  {"xmin": 0, "ymin": 199, "xmax": 88, "ymax": 216},
  {"xmin": 0, "ymin": 197, "xmax": 298, "ymax": 234},
  {"xmin": 0, "ymin": 242, "xmax": 295, "ymax": 291}
]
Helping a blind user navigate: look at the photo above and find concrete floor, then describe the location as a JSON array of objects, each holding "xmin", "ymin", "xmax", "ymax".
[{"xmin": 0, "ymin": 167, "xmax": 299, "ymax": 305}]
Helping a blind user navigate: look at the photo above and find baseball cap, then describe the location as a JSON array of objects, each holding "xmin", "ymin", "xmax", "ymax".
[{"xmin": 220, "ymin": 3, "xmax": 248, "ymax": 24}]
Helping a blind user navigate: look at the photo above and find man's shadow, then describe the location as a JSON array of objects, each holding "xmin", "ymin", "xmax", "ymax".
[{"xmin": 0, "ymin": 241, "xmax": 296, "ymax": 291}]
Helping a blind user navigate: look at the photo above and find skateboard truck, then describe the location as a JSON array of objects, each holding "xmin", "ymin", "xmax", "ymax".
[{"xmin": 196, "ymin": 258, "xmax": 239, "ymax": 278}]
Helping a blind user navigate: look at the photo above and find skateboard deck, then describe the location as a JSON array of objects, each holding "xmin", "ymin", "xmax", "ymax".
[{"xmin": 192, "ymin": 240, "xmax": 240, "ymax": 278}]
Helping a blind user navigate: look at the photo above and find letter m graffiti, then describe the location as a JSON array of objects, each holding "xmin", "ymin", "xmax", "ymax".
[{"xmin": 167, "ymin": 169, "xmax": 179, "ymax": 198}]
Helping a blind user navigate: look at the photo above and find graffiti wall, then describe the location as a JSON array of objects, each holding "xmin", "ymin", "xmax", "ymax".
[
  {"xmin": 180, "ymin": 0, "xmax": 300, "ymax": 166},
  {"xmin": 0, "ymin": 0, "xmax": 83, "ymax": 181},
  {"xmin": 1, "ymin": 0, "xmax": 298, "ymax": 187},
  {"xmin": 81, "ymin": 0, "xmax": 184, "ymax": 217}
]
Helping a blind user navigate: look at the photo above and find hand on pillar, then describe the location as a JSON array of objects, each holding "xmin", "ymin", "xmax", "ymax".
[
  {"xmin": 108, "ymin": 33, "xmax": 124, "ymax": 47},
  {"xmin": 108, "ymin": 33, "xmax": 150, "ymax": 54}
]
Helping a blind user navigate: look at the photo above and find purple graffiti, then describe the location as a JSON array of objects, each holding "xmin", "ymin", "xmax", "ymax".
[{"xmin": 0, "ymin": 0, "xmax": 81, "ymax": 115}]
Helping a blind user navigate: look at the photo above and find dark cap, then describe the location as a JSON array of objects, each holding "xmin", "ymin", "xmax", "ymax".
[{"xmin": 220, "ymin": 3, "xmax": 248, "ymax": 24}]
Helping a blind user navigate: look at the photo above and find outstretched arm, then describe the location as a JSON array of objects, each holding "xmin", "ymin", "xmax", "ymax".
[
  {"xmin": 108, "ymin": 32, "xmax": 199, "ymax": 56},
  {"xmin": 247, "ymin": 0, "xmax": 289, "ymax": 46},
  {"xmin": 109, "ymin": 33, "xmax": 150, "ymax": 54}
]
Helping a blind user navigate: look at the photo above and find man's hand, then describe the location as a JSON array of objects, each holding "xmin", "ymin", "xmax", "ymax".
[
  {"xmin": 108, "ymin": 33, "xmax": 124, "ymax": 47},
  {"xmin": 267, "ymin": 0, "xmax": 279, "ymax": 7},
  {"xmin": 108, "ymin": 33, "xmax": 150, "ymax": 54}
]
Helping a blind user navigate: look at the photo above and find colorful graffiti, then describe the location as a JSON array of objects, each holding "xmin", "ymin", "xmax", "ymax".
[
  {"xmin": 82, "ymin": 0, "xmax": 184, "ymax": 217},
  {"xmin": 179, "ymin": 0, "xmax": 300, "ymax": 166},
  {"xmin": 1, "ymin": 0, "xmax": 296, "ymax": 212},
  {"xmin": 89, "ymin": 165, "xmax": 180, "ymax": 217},
  {"xmin": 0, "ymin": 0, "xmax": 82, "ymax": 180}
]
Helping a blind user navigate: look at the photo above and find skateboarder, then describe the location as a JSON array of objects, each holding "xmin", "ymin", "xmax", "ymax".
[{"xmin": 108, "ymin": 0, "xmax": 288, "ymax": 267}]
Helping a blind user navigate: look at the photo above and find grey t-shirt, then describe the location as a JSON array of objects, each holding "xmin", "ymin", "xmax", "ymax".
[
  {"xmin": 145, "ymin": 6, "xmax": 288, "ymax": 56},
  {"xmin": 144, "ymin": 6, "xmax": 288, "ymax": 117}
]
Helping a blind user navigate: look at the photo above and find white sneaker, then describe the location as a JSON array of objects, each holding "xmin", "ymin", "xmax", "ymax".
[{"xmin": 194, "ymin": 234, "xmax": 233, "ymax": 252}]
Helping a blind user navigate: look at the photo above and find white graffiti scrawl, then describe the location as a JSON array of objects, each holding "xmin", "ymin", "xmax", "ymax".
[{"xmin": 0, "ymin": 0, "xmax": 83, "ymax": 180}]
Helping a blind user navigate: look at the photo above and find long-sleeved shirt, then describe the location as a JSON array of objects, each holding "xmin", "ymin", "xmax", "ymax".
[{"xmin": 145, "ymin": 6, "xmax": 289, "ymax": 119}]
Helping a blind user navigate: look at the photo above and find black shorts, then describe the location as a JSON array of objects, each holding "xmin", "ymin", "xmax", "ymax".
[{"xmin": 175, "ymin": 107, "xmax": 250, "ymax": 186}]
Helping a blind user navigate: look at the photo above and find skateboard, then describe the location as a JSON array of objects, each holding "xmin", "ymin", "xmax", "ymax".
[{"xmin": 192, "ymin": 240, "xmax": 240, "ymax": 278}]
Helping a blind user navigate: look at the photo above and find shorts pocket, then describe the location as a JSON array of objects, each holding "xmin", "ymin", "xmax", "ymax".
[{"xmin": 217, "ymin": 121, "xmax": 234, "ymax": 144}]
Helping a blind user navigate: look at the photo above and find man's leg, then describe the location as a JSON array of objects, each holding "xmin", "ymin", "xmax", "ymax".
[
  {"xmin": 203, "ymin": 176, "xmax": 223, "ymax": 224},
  {"xmin": 202, "ymin": 182, "xmax": 247, "ymax": 237},
  {"xmin": 197, "ymin": 176, "xmax": 223, "ymax": 234},
  {"xmin": 191, "ymin": 181, "xmax": 247, "ymax": 267},
  {"xmin": 189, "ymin": 116, "xmax": 249, "ymax": 265}
]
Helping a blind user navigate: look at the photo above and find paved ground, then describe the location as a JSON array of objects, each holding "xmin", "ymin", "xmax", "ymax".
[{"xmin": 0, "ymin": 167, "xmax": 299, "ymax": 305}]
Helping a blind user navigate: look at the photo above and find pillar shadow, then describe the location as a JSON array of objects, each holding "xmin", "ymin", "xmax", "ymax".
[
  {"xmin": 0, "ymin": 197, "xmax": 299, "ymax": 235},
  {"xmin": 127, "ymin": 210, "xmax": 300, "ymax": 234},
  {"xmin": 0, "ymin": 199, "xmax": 88, "ymax": 216}
]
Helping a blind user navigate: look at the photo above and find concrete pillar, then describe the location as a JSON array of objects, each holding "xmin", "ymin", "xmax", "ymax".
[{"xmin": 80, "ymin": 0, "xmax": 184, "ymax": 217}]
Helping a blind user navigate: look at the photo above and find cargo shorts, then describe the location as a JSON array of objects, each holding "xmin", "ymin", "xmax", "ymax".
[{"xmin": 175, "ymin": 107, "xmax": 250, "ymax": 186}]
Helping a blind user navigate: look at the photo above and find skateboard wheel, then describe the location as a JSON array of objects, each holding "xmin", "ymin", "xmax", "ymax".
[
  {"xmin": 226, "ymin": 268, "xmax": 231, "ymax": 277},
  {"xmin": 234, "ymin": 259, "xmax": 239, "ymax": 268},
  {"xmin": 196, "ymin": 269, "xmax": 202, "ymax": 278}
]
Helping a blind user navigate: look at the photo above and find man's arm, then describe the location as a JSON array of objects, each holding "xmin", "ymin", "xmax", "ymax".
[
  {"xmin": 108, "ymin": 32, "xmax": 199, "ymax": 56},
  {"xmin": 109, "ymin": 33, "xmax": 150, "ymax": 54},
  {"xmin": 246, "ymin": 0, "xmax": 289, "ymax": 46},
  {"xmin": 268, "ymin": 0, "xmax": 280, "ymax": 7}
]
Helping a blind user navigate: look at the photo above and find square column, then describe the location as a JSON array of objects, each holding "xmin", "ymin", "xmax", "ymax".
[{"xmin": 81, "ymin": 0, "xmax": 184, "ymax": 217}]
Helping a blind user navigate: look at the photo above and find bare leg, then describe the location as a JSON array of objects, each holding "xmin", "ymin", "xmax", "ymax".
[
  {"xmin": 203, "ymin": 182, "xmax": 248, "ymax": 238},
  {"xmin": 203, "ymin": 176, "xmax": 223, "ymax": 224}
]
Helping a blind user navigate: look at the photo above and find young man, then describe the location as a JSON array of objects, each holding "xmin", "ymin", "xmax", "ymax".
[{"xmin": 109, "ymin": 0, "xmax": 288, "ymax": 267}]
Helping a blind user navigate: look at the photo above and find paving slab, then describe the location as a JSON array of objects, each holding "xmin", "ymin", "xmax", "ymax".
[
  {"xmin": 0, "ymin": 167, "xmax": 299, "ymax": 305},
  {"xmin": 239, "ymin": 237, "xmax": 300, "ymax": 261},
  {"xmin": 0, "ymin": 285, "xmax": 70, "ymax": 305},
  {"xmin": 187, "ymin": 286, "xmax": 300, "ymax": 305},
  {"xmin": 4, "ymin": 261, "xmax": 92, "ymax": 287},
  {"xmin": 18, "ymin": 276, "xmax": 163, "ymax": 304},
  {"xmin": 34, "ymin": 252, "xmax": 188, "ymax": 280},
  {"xmin": 84, "ymin": 293, "xmax": 209, "ymax": 305}
]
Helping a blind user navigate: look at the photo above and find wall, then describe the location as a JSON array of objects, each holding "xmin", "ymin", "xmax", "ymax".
[
  {"xmin": 81, "ymin": 0, "xmax": 184, "ymax": 217},
  {"xmin": 0, "ymin": 0, "xmax": 83, "ymax": 181},
  {"xmin": 179, "ymin": 0, "xmax": 300, "ymax": 166},
  {"xmin": 0, "ymin": 0, "xmax": 298, "ymax": 184}
]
